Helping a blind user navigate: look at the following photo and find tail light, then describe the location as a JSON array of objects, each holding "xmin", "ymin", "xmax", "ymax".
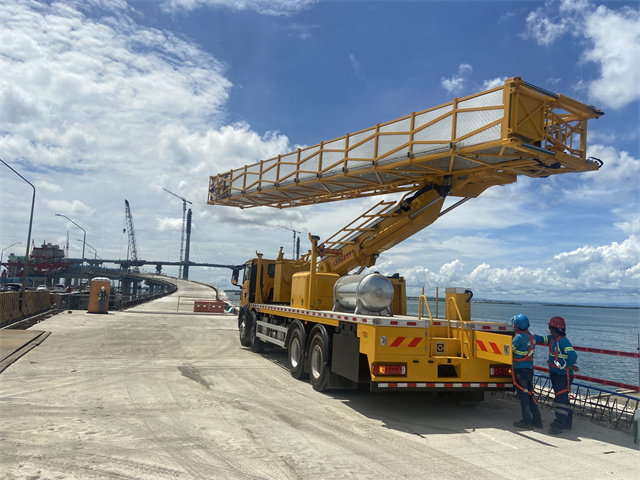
[
  {"xmin": 490, "ymin": 365, "xmax": 512, "ymax": 377},
  {"xmin": 372, "ymin": 364, "xmax": 407, "ymax": 376}
]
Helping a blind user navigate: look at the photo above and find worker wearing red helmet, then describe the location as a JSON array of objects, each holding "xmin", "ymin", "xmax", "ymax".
[{"xmin": 535, "ymin": 316, "xmax": 578, "ymax": 435}]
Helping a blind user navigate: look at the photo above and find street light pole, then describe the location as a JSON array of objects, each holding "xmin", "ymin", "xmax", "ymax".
[
  {"xmin": 56, "ymin": 214, "xmax": 86, "ymax": 286},
  {"xmin": 1, "ymin": 159, "xmax": 35, "ymax": 312},
  {"xmin": 77, "ymin": 239, "xmax": 98, "ymax": 259},
  {"xmin": 1, "ymin": 241, "xmax": 22, "ymax": 269}
]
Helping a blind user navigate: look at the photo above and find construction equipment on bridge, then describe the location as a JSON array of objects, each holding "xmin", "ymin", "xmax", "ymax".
[
  {"xmin": 207, "ymin": 77, "xmax": 603, "ymax": 396},
  {"xmin": 124, "ymin": 199, "xmax": 141, "ymax": 273},
  {"xmin": 163, "ymin": 188, "xmax": 192, "ymax": 278},
  {"xmin": 277, "ymin": 224, "xmax": 301, "ymax": 260}
]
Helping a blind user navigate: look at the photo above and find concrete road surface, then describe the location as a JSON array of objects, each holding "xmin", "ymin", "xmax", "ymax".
[{"xmin": 1, "ymin": 279, "xmax": 638, "ymax": 479}]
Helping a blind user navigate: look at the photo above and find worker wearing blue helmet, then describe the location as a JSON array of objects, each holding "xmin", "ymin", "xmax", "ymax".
[{"xmin": 511, "ymin": 313, "xmax": 543, "ymax": 429}]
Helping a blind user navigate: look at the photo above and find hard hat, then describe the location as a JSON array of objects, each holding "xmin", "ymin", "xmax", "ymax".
[
  {"xmin": 101, "ymin": 286, "xmax": 105, "ymax": 290},
  {"xmin": 511, "ymin": 313, "xmax": 529, "ymax": 329},
  {"xmin": 548, "ymin": 316, "xmax": 566, "ymax": 329}
]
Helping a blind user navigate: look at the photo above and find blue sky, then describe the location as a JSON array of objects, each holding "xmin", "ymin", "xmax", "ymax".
[{"xmin": 1, "ymin": 0, "xmax": 638, "ymax": 306}]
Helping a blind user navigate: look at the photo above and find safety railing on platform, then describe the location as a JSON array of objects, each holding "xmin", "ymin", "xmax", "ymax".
[
  {"xmin": 529, "ymin": 375, "xmax": 640, "ymax": 431},
  {"xmin": 504, "ymin": 343, "xmax": 640, "ymax": 431},
  {"xmin": 54, "ymin": 286, "xmax": 177, "ymax": 312}
]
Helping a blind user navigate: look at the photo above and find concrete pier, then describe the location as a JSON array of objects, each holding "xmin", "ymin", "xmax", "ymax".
[{"xmin": 0, "ymin": 279, "xmax": 638, "ymax": 479}]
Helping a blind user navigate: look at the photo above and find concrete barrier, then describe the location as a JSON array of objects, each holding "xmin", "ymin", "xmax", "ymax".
[
  {"xmin": 0, "ymin": 292, "xmax": 21, "ymax": 327},
  {"xmin": 1, "ymin": 291, "xmax": 52, "ymax": 327}
]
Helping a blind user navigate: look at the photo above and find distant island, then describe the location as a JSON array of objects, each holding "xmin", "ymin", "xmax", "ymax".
[{"xmin": 405, "ymin": 296, "xmax": 639, "ymax": 310}]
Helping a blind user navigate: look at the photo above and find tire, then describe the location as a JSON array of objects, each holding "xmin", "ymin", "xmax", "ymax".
[
  {"xmin": 308, "ymin": 331, "xmax": 329, "ymax": 392},
  {"xmin": 287, "ymin": 327, "xmax": 308, "ymax": 380},
  {"xmin": 238, "ymin": 308, "xmax": 251, "ymax": 347},
  {"xmin": 249, "ymin": 310, "xmax": 263, "ymax": 353}
]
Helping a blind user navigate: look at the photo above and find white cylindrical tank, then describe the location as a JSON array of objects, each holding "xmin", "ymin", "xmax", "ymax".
[{"xmin": 333, "ymin": 273, "xmax": 394, "ymax": 314}]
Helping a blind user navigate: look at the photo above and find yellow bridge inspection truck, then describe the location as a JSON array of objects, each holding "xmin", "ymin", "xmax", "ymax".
[{"xmin": 207, "ymin": 77, "xmax": 603, "ymax": 400}]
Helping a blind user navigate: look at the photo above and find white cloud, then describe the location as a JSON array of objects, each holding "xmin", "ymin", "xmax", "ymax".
[
  {"xmin": 349, "ymin": 54, "xmax": 361, "ymax": 77},
  {"xmin": 583, "ymin": 5, "xmax": 640, "ymax": 109},
  {"xmin": 375, "ymin": 235, "xmax": 640, "ymax": 304},
  {"xmin": 0, "ymin": 0, "xmax": 233, "ymax": 176},
  {"xmin": 562, "ymin": 145, "xmax": 640, "ymax": 207},
  {"xmin": 159, "ymin": 0, "xmax": 318, "ymax": 16},
  {"xmin": 524, "ymin": 1, "xmax": 640, "ymax": 110},
  {"xmin": 156, "ymin": 217, "xmax": 183, "ymax": 232},
  {"xmin": 1, "ymin": 1, "xmax": 636, "ymax": 306},
  {"xmin": 523, "ymin": 8, "xmax": 571, "ymax": 46},
  {"xmin": 49, "ymin": 200, "xmax": 95, "ymax": 217},
  {"xmin": 481, "ymin": 77, "xmax": 508, "ymax": 90},
  {"xmin": 0, "ymin": 1, "xmax": 294, "ymax": 270},
  {"xmin": 286, "ymin": 23, "xmax": 319, "ymax": 40},
  {"xmin": 614, "ymin": 216, "xmax": 640, "ymax": 237},
  {"xmin": 158, "ymin": 121, "xmax": 292, "ymax": 175},
  {"xmin": 441, "ymin": 64, "xmax": 473, "ymax": 94},
  {"xmin": 35, "ymin": 181, "xmax": 62, "ymax": 193}
]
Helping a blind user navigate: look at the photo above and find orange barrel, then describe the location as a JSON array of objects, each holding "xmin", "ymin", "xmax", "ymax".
[{"xmin": 88, "ymin": 277, "xmax": 111, "ymax": 314}]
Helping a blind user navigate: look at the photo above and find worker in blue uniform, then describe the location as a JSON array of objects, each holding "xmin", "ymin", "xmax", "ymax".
[
  {"xmin": 511, "ymin": 313, "xmax": 543, "ymax": 429},
  {"xmin": 535, "ymin": 316, "xmax": 578, "ymax": 435}
]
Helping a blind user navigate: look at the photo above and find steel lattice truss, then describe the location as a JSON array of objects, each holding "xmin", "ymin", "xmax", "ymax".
[{"xmin": 208, "ymin": 77, "xmax": 603, "ymax": 209}]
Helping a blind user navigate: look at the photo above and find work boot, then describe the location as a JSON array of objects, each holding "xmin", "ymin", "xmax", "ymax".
[
  {"xmin": 550, "ymin": 420, "xmax": 569, "ymax": 430},
  {"xmin": 548, "ymin": 425, "xmax": 563, "ymax": 435},
  {"xmin": 513, "ymin": 420, "xmax": 533, "ymax": 429},
  {"xmin": 532, "ymin": 421, "xmax": 544, "ymax": 429}
]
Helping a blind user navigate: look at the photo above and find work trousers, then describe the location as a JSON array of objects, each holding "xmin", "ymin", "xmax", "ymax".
[
  {"xmin": 514, "ymin": 368, "xmax": 542, "ymax": 425},
  {"xmin": 550, "ymin": 371, "xmax": 573, "ymax": 429}
]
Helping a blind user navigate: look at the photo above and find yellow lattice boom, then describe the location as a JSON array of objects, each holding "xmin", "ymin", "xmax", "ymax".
[{"xmin": 208, "ymin": 77, "xmax": 603, "ymax": 209}]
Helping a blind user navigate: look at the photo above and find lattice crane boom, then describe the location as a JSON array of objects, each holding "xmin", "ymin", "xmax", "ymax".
[
  {"xmin": 277, "ymin": 224, "xmax": 301, "ymax": 259},
  {"xmin": 124, "ymin": 199, "xmax": 140, "ymax": 269}
]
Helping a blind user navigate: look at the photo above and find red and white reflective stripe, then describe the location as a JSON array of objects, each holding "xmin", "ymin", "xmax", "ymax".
[
  {"xmin": 388, "ymin": 337, "xmax": 423, "ymax": 348},
  {"xmin": 476, "ymin": 340, "xmax": 503, "ymax": 355},
  {"xmin": 432, "ymin": 320, "xmax": 513, "ymax": 332},
  {"xmin": 376, "ymin": 382, "xmax": 513, "ymax": 389},
  {"xmin": 254, "ymin": 304, "xmax": 429, "ymax": 327},
  {"xmin": 254, "ymin": 304, "xmax": 512, "ymax": 331}
]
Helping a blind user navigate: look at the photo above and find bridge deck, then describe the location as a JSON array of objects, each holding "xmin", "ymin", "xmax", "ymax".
[{"xmin": 0, "ymin": 279, "xmax": 637, "ymax": 479}]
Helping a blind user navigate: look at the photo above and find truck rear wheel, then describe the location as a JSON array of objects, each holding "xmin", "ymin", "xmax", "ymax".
[
  {"xmin": 308, "ymin": 331, "xmax": 329, "ymax": 392},
  {"xmin": 249, "ymin": 311, "xmax": 263, "ymax": 353},
  {"xmin": 238, "ymin": 307, "xmax": 251, "ymax": 347},
  {"xmin": 287, "ymin": 327, "xmax": 308, "ymax": 379}
]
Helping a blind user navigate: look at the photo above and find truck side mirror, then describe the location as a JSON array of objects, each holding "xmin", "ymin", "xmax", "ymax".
[{"xmin": 231, "ymin": 268, "xmax": 239, "ymax": 286}]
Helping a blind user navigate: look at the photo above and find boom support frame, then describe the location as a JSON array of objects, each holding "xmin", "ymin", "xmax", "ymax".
[{"xmin": 208, "ymin": 77, "xmax": 602, "ymax": 210}]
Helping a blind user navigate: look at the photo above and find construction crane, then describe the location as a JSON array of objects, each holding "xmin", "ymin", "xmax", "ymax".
[
  {"xmin": 206, "ymin": 77, "xmax": 604, "ymax": 395},
  {"xmin": 163, "ymin": 187, "xmax": 192, "ymax": 278},
  {"xmin": 277, "ymin": 224, "xmax": 301, "ymax": 259},
  {"xmin": 124, "ymin": 199, "xmax": 140, "ymax": 272}
]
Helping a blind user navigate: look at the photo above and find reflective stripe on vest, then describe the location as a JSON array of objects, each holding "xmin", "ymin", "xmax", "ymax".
[{"xmin": 513, "ymin": 331, "xmax": 534, "ymax": 363}]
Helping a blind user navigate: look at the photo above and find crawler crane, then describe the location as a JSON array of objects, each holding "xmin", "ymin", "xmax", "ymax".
[{"xmin": 207, "ymin": 77, "xmax": 603, "ymax": 397}]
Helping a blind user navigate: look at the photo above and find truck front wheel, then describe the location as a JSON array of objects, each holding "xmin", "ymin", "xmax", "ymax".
[
  {"xmin": 238, "ymin": 307, "xmax": 251, "ymax": 347},
  {"xmin": 308, "ymin": 331, "xmax": 329, "ymax": 392},
  {"xmin": 249, "ymin": 311, "xmax": 263, "ymax": 353}
]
